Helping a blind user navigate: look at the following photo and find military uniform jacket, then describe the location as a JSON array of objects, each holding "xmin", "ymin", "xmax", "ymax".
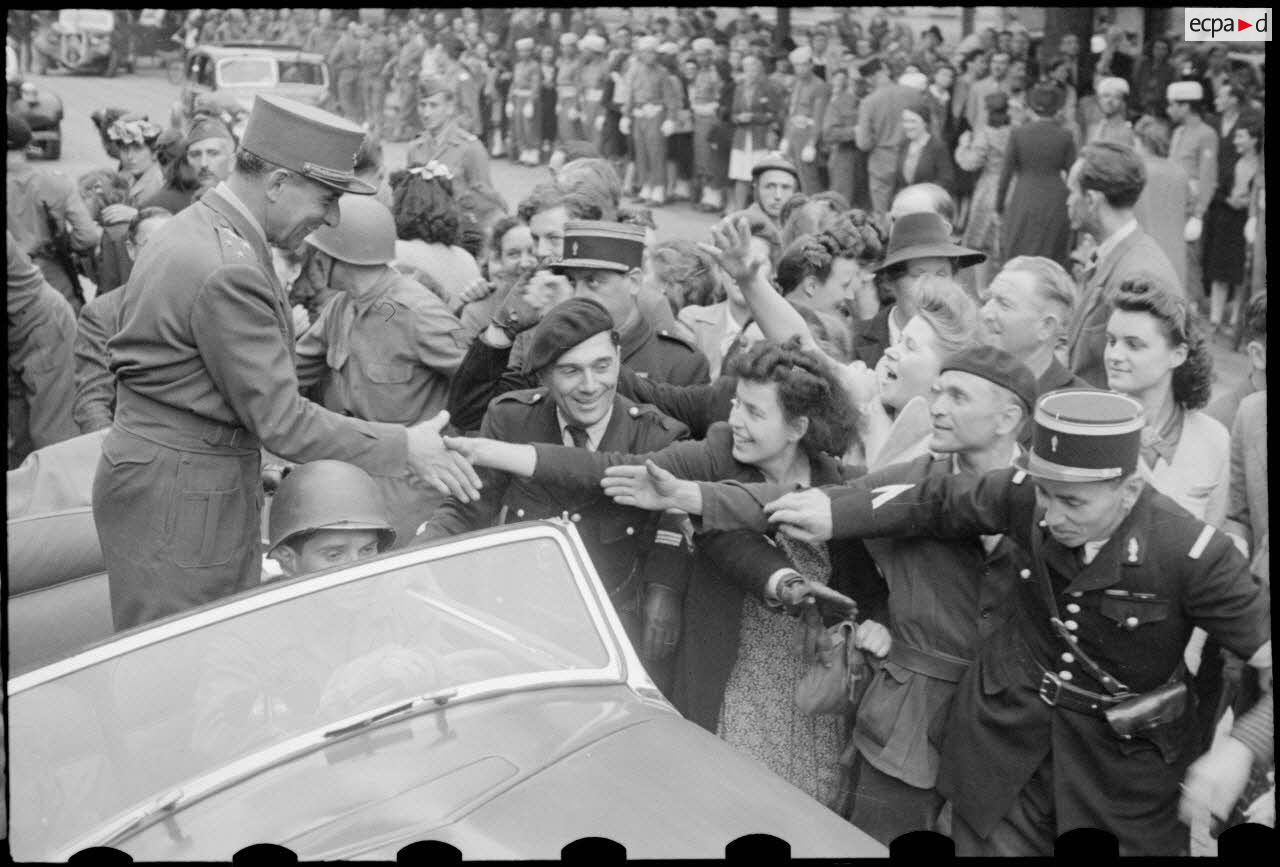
[
  {"xmin": 1169, "ymin": 117, "xmax": 1219, "ymax": 219},
  {"xmin": 624, "ymin": 63, "xmax": 682, "ymax": 117},
  {"xmin": 510, "ymin": 58, "xmax": 541, "ymax": 96},
  {"xmin": 695, "ymin": 465, "xmax": 1269, "ymax": 852},
  {"xmin": 785, "ymin": 74, "xmax": 831, "ymax": 149},
  {"xmin": 420, "ymin": 389, "xmax": 688, "ymax": 593},
  {"xmin": 6, "ymin": 163, "xmax": 101, "ymax": 260},
  {"xmin": 108, "ymin": 187, "xmax": 408, "ymax": 474},
  {"xmin": 406, "ymin": 121, "xmax": 495, "ymax": 195}
]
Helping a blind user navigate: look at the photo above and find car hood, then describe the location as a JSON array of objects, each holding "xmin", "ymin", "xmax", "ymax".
[{"xmin": 107, "ymin": 684, "xmax": 883, "ymax": 860}]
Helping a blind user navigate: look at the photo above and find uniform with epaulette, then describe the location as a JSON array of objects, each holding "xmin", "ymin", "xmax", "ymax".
[
  {"xmin": 96, "ymin": 96, "xmax": 414, "ymax": 632},
  {"xmin": 406, "ymin": 77, "xmax": 506, "ymax": 225},
  {"xmin": 418, "ymin": 297, "xmax": 694, "ymax": 690},
  {"xmin": 780, "ymin": 47, "xmax": 831, "ymax": 194},
  {"xmin": 576, "ymin": 35, "xmax": 611, "ymax": 153},
  {"xmin": 691, "ymin": 389, "xmax": 1271, "ymax": 856},
  {"xmin": 555, "ymin": 34, "xmax": 584, "ymax": 144}
]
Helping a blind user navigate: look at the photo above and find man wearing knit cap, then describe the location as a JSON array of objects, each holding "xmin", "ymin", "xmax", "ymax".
[
  {"xmin": 556, "ymin": 32, "xmax": 585, "ymax": 144},
  {"xmin": 780, "ymin": 45, "xmax": 830, "ymax": 194},
  {"xmin": 95, "ymin": 95, "xmax": 482, "ymax": 632},
  {"xmin": 1086, "ymin": 77, "xmax": 1135, "ymax": 148},
  {"xmin": 577, "ymin": 33, "xmax": 611, "ymax": 153},
  {"xmin": 142, "ymin": 115, "xmax": 236, "ymax": 214},
  {"xmin": 510, "ymin": 37, "xmax": 542, "ymax": 166},
  {"xmin": 681, "ymin": 388, "xmax": 1271, "ymax": 856},
  {"xmin": 622, "ymin": 35, "xmax": 682, "ymax": 205},
  {"xmin": 420, "ymin": 296, "xmax": 694, "ymax": 691},
  {"xmin": 1167, "ymin": 80, "xmax": 1217, "ymax": 298}
]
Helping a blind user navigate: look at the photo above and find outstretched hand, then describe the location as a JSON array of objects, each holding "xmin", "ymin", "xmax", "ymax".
[
  {"xmin": 763, "ymin": 488, "xmax": 835, "ymax": 543},
  {"xmin": 601, "ymin": 460, "xmax": 692, "ymax": 512},
  {"xmin": 407, "ymin": 411, "xmax": 483, "ymax": 503},
  {"xmin": 698, "ymin": 217, "xmax": 766, "ymax": 287}
]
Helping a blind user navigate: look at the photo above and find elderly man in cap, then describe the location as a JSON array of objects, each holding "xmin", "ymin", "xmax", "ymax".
[
  {"xmin": 555, "ymin": 32, "xmax": 584, "ymax": 145},
  {"xmin": 726, "ymin": 153, "xmax": 800, "ymax": 231},
  {"xmin": 419, "ymin": 296, "xmax": 695, "ymax": 686},
  {"xmin": 95, "ymin": 95, "xmax": 482, "ymax": 632},
  {"xmin": 141, "ymin": 115, "xmax": 236, "ymax": 215},
  {"xmin": 622, "ymin": 35, "xmax": 683, "ymax": 206},
  {"xmin": 780, "ymin": 45, "xmax": 831, "ymax": 195},
  {"xmin": 856, "ymin": 57, "xmax": 927, "ymax": 214},
  {"xmin": 688, "ymin": 37, "xmax": 728, "ymax": 213},
  {"xmin": 510, "ymin": 37, "xmax": 542, "ymax": 166},
  {"xmin": 647, "ymin": 387, "xmax": 1271, "ymax": 856},
  {"xmin": 1167, "ymin": 80, "xmax": 1218, "ymax": 299},
  {"xmin": 1086, "ymin": 77, "xmax": 1135, "ymax": 148},
  {"xmin": 577, "ymin": 34, "xmax": 612, "ymax": 153},
  {"xmin": 406, "ymin": 74, "xmax": 502, "ymax": 222},
  {"xmin": 7, "ymin": 113, "xmax": 101, "ymax": 310}
]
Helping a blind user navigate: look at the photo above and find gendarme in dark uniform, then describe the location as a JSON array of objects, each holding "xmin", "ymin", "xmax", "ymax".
[
  {"xmin": 693, "ymin": 389, "xmax": 1270, "ymax": 855},
  {"xmin": 96, "ymin": 96, "xmax": 416, "ymax": 631}
]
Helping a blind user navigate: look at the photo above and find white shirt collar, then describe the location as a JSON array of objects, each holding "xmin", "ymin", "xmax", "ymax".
[
  {"xmin": 1081, "ymin": 538, "xmax": 1109, "ymax": 565},
  {"xmin": 213, "ymin": 181, "xmax": 269, "ymax": 250},
  {"xmin": 556, "ymin": 405, "xmax": 615, "ymax": 452},
  {"xmin": 1094, "ymin": 218, "xmax": 1138, "ymax": 265}
]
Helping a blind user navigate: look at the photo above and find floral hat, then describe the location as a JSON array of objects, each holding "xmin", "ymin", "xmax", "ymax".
[
  {"xmin": 106, "ymin": 116, "xmax": 163, "ymax": 146},
  {"xmin": 408, "ymin": 160, "xmax": 455, "ymax": 183}
]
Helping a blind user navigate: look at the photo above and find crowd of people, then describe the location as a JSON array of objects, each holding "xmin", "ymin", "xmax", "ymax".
[{"xmin": 5, "ymin": 6, "xmax": 1272, "ymax": 859}]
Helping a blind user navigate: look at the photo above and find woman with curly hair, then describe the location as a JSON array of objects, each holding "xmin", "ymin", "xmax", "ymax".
[
  {"xmin": 389, "ymin": 165, "xmax": 483, "ymax": 311},
  {"xmin": 445, "ymin": 336, "xmax": 888, "ymax": 810},
  {"xmin": 1104, "ymin": 278, "xmax": 1225, "ymax": 524},
  {"xmin": 774, "ymin": 209, "xmax": 887, "ymax": 341}
]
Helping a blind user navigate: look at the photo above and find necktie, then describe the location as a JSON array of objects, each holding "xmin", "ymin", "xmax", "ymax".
[{"xmin": 566, "ymin": 425, "xmax": 590, "ymax": 449}]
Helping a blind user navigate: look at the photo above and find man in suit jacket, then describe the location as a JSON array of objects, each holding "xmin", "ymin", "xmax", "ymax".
[
  {"xmin": 95, "ymin": 96, "xmax": 479, "ymax": 631},
  {"xmin": 855, "ymin": 59, "xmax": 923, "ymax": 213},
  {"xmin": 1065, "ymin": 142, "xmax": 1180, "ymax": 388}
]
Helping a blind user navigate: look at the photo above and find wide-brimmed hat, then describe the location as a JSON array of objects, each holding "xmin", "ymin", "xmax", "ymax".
[
  {"xmin": 874, "ymin": 211, "xmax": 986, "ymax": 272},
  {"xmin": 239, "ymin": 95, "xmax": 374, "ymax": 195}
]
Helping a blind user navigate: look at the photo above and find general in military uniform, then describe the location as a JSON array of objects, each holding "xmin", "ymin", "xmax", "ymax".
[
  {"xmin": 95, "ymin": 95, "xmax": 476, "ymax": 631},
  {"xmin": 781, "ymin": 46, "xmax": 831, "ymax": 194},
  {"xmin": 419, "ymin": 297, "xmax": 693, "ymax": 684},
  {"xmin": 406, "ymin": 75, "xmax": 506, "ymax": 225},
  {"xmin": 689, "ymin": 389, "xmax": 1271, "ymax": 856}
]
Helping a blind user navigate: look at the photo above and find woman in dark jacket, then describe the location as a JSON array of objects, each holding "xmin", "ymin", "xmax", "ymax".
[
  {"xmin": 892, "ymin": 98, "xmax": 955, "ymax": 198},
  {"xmin": 447, "ymin": 338, "xmax": 888, "ymax": 809},
  {"xmin": 997, "ymin": 83, "xmax": 1076, "ymax": 268}
]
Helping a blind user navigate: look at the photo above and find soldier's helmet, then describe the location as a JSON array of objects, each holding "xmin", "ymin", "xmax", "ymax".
[
  {"xmin": 305, "ymin": 194, "xmax": 396, "ymax": 266},
  {"xmin": 268, "ymin": 460, "xmax": 396, "ymax": 554}
]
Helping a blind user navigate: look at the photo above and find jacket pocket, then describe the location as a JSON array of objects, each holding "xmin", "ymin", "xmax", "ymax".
[
  {"xmin": 101, "ymin": 432, "xmax": 160, "ymax": 469},
  {"xmin": 854, "ymin": 660, "xmax": 912, "ymax": 749},
  {"xmin": 1099, "ymin": 595, "xmax": 1170, "ymax": 628}
]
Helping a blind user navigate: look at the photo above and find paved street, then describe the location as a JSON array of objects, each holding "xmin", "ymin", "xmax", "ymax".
[{"xmin": 25, "ymin": 62, "xmax": 1248, "ymax": 395}]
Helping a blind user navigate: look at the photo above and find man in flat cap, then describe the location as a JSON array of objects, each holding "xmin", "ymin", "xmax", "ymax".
[
  {"xmin": 510, "ymin": 37, "xmax": 542, "ymax": 166},
  {"xmin": 622, "ymin": 36, "xmax": 683, "ymax": 205},
  {"xmin": 95, "ymin": 95, "xmax": 482, "ymax": 632},
  {"xmin": 643, "ymin": 388, "xmax": 1271, "ymax": 856},
  {"xmin": 1086, "ymin": 77, "xmax": 1135, "ymax": 148},
  {"xmin": 141, "ymin": 115, "xmax": 236, "ymax": 215},
  {"xmin": 1167, "ymin": 80, "xmax": 1218, "ymax": 297},
  {"xmin": 406, "ymin": 74, "xmax": 503, "ymax": 223},
  {"xmin": 780, "ymin": 45, "xmax": 830, "ymax": 194},
  {"xmin": 419, "ymin": 296, "xmax": 694, "ymax": 689}
]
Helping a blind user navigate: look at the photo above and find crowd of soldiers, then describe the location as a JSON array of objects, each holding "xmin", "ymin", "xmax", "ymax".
[{"xmin": 5, "ymin": 5, "xmax": 1273, "ymax": 860}]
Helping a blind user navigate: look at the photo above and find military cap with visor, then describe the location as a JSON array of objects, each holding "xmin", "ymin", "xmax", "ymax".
[
  {"xmin": 239, "ymin": 94, "xmax": 375, "ymax": 195},
  {"xmin": 1016, "ymin": 389, "xmax": 1144, "ymax": 483},
  {"xmin": 552, "ymin": 220, "xmax": 647, "ymax": 274},
  {"xmin": 524, "ymin": 296, "xmax": 619, "ymax": 374}
]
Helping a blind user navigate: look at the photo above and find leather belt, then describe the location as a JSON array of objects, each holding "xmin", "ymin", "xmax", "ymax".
[
  {"xmin": 115, "ymin": 384, "xmax": 258, "ymax": 453},
  {"xmin": 888, "ymin": 641, "xmax": 970, "ymax": 683},
  {"xmin": 1037, "ymin": 669, "xmax": 1125, "ymax": 716}
]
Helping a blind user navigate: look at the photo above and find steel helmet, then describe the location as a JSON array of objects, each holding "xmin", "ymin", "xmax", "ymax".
[
  {"xmin": 305, "ymin": 194, "xmax": 396, "ymax": 266},
  {"xmin": 267, "ymin": 460, "xmax": 396, "ymax": 553}
]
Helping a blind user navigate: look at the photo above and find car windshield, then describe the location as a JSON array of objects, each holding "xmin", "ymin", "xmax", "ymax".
[
  {"xmin": 7, "ymin": 529, "xmax": 615, "ymax": 860},
  {"xmin": 277, "ymin": 60, "xmax": 325, "ymax": 85},
  {"xmin": 58, "ymin": 9, "xmax": 115, "ymax": 31},
  {"xmin": 218, "ymin": 57, "xmax": 277, "ymax": 87}
]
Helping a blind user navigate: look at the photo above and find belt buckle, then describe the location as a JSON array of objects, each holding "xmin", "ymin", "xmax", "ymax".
[{"xmin": 1038, "ymin": 672, "xmax": 1063, "ymax": 707}]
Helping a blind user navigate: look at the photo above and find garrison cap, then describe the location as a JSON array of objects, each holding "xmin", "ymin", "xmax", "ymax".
[
  {"xmin": 1095, "ymin": 76, "xmax": 1130, "ymax": 96},
  {"xmin": 1167, "ymin": 80, "xmax": 1203, "ymax": 103},
  {"xmin": 185, "ymin": 115, "xmax": 235, "ymax": 149},
  {"xmin": 559, "ymin": 32, "xmax": 579, "ymax": 46},
  {"xmin": 8, "ymin": 113, "xmax": 32, "ymax": 150},
  {"xmin": 580, "ymin": 34, "xmax": 608, "ymax": 53},
  {"xmin": 515, "ymin": 37, "xmax": 535, "ymax": 52},
  {"xmin": 941, "ymin": 345, "xmax": 1038, "ymax": 414},
  {"xmin": 553, "ymin": 220, "xmax": 647, "ymax": 274},
  {"xmin": 751, "ymin": 152, "xmax": 801, "ymax": 185},
  {"xmin": 525, "ymin": 297, "xmax": 619, "ymax": 374},
  {"xmin": 240, "ymin": 95, "xmax": 374, "ymax": 195},
  {"xmin": 417, "ymin": 74, "xmax": 453, "ymax": 99},
  {"xmin": 1016, "ymin": 389, "xmax": 1144, "ymax": 482}
]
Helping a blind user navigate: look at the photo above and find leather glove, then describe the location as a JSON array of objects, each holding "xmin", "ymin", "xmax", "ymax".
[
  {"xmin": 619, "ymin": 116, "xmax": 632, "ymax": 135},
  {"xmin": 522, "ymin": 102, "xmax": 534, "ymax": 120},
  {"xmin": 1184, "ymin": 215, "xmax": 1203, "ymax": 243},
  {"xmin": 801, "ymin": 143, "xmax": 817, "ymax": 163},
  {"xmin": 641, "ymin": 583, "xmax": 682, "ymax": 661},
  {"xmin": 660, "ymin": 118, "xmax": 676, "ymax": 137},
  {"xmin": 776, "ymin": 570, "xmax": 857, "ymax": 619}
]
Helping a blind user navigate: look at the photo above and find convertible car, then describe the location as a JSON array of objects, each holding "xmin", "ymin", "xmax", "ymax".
[{"xmin": 6, "ymin": 509, "xmax": 885, "ymax": 860}]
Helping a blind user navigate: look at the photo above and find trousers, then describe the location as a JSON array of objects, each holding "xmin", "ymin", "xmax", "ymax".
[
  {"xmin": 634, "ymin": 112, "xmax": 667, "ymax": 189},
  {"xmin": 849, "ymin": 753, "xmax": 946, "ymax": 847},
  {"xmin": 336, "ymin": 68, "xmax": 363, "ymax": 121}
]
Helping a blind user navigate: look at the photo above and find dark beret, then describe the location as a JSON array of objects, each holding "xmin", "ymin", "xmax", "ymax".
[
  {"xmin": 941, "ymin": 345, "xmax": 1038, "ymax": 414},
  {"xmin": 524, "ymin": 297, "xmax": 618, "ymax": 374},
  {"xmin": 8, "ymin": 113, "xmax": 32, "ymax": 150}
]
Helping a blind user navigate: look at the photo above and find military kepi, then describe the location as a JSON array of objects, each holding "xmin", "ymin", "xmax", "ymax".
[
  {"xmin": 1018, "ymin": 389, "xmax": 1144, "ymax": 482},
  {"xmin": 553, "ymin": 220, "xmax": 647, "ymax": 274},
  {"xmin": 239, "ymin": 95, "xmax": 375, "ymax": 195}
]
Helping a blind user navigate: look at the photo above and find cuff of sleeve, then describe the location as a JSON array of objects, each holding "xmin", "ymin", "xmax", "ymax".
[
  {"xmin": 1229, "ymin": 698, "xmax": 1275, "ymax": 766},
  {"xmin": 764, "ymin": 568, "xmax": 795, "ymax": 606},
  {"xmin": 828, "ymin": 486, "xmax": 872, "ymax": 539}
]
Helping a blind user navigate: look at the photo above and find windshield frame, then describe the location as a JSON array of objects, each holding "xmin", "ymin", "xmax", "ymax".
[{"xmin": 215, "ymin": 55, "xmax": 279, "ymax": 88}]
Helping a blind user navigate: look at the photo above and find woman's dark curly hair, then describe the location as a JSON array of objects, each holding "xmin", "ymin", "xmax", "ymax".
[
  {"xmin": 390, "ymin": 171, "xmax": 460, "ymax": 246},
  {"xmin": 726, "ymin": 335, "xmax": 860, "ymax": 457},
  {"xmin": 775, "ymin": 210, "xmax": 886, "ymax": 295},
  {"xmin": 1111, "ymin": 277, "xmax": 1213, "ymax": 410}
]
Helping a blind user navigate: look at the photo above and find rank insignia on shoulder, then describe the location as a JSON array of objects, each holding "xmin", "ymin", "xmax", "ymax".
[{"xmin": 1127, "ymin": 537, "xmax": 1140, "ymax": 563}]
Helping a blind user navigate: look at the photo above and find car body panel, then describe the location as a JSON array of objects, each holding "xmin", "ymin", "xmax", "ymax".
[{"xmin": 174, "ymin": 44, "xmax": 329, "ymax": 129}]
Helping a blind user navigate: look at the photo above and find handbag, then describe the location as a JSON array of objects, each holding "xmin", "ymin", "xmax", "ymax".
[{"xmin": 795, "ymin": 607, "xmax": 869, "ymax": 716}]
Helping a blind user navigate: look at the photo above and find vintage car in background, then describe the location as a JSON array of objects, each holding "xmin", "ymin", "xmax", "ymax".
[
  {"xmin": 6, "ymin": 77, "xmax": 64, "ymax": 159},
  {"xmin": 7, "ymin": 517, "xmax": 885, "ymax": 860},
  {"xmin": 33, "ymin": 9, "xmax": 137, "ymax": 77},
  {"xmin": 171, "ymin": 43, "xmax": 331, "ymax": 134}
]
